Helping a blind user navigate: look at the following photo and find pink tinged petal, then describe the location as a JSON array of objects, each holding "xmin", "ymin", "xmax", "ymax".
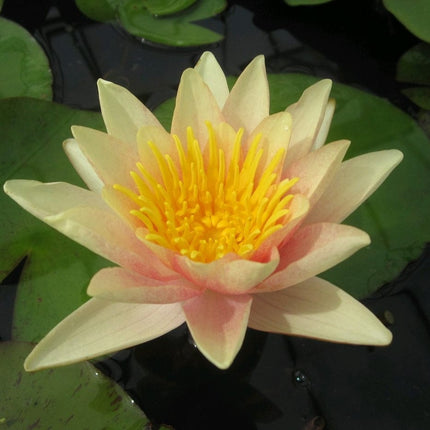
[
  {"xmin": 173, "ymin": 247, "xmax": 280, "ymax": 294},
  {"xmin": 182, "ymin": 290, "xmax": 253, "ymax": 369},
  {"xmin": 312, "ymin": 98, "xmax": 336, "ymax": 151},
  {"xmin": 245, "ymin": 111, "xmax": 292, "ymax": 181},
  {"xmin": 97, "ymin": 79, "xmax": 162, "ymax": 145},
  {"xmin": 248, "ymin": 277, "xmax": 392, "ymax": 346},
  {"xmin": 251, "ymin": 194, "xmax": 310, "ymax": 261},
  {"xmin": 285, "ymin": 139, "xmax": 350, "ymax": 206},
  {"xmin": 63, "ymin": 139, "xmax": 104, "ymax": 193},
  {"xmin": 194, "ymin": 51, "xmax": 229, "ymax": 109},
  {"xmin": 4, "ymin": 180, "xmax": 173, "ymax": 279},
  {"xmin": 305, "ymin": 149, "xmax": 404, "ymax": 224},
  {"xmin": 71, "ymin": 126, "xmax": 137, "ymax": 188},
  {"xmin": 88, "ymin": 267, "xmax": 203, "ymax": 304},
  {"xmin": 257, "ymin": 223, "xmax": 370, "ymax": 292},
  {"xmin": 284, "ymin": 79, "xmax": 332, "ymax": 167},
  {"xmin": 24, "ymin": 298, "xmax": 186, "ymax": 371},
  {"xmin": 222, "ymin": 55, "xmax": 269, "ymax": 134},
  {"xmin": 171, "ymin": 68, "xmax": 224, "ymax": 148}
]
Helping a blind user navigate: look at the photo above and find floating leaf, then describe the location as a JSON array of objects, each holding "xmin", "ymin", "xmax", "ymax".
[
  {"xmin": 0, "ymin": 98, "xmax": 109, "ymax": 342},
  {"xmin": 118, "ymin": 0, "xmax": 226, "ymax": 47},
  {"xmin": 0, "ymin": 17, "xmax": 52, "ymax": 100},
  {"xmin": 75, "ymin": 0, "xmax": 117, "ymax": 22},
  {"xmin": 402, "ymin": 86, "xmax": 430, "ymax": 110},
  {"xmin": 0, "ymin": 342, "xmax": 150, "ymax": 429},
  {"xmin": 383, "ymin": 0, "xmax": 430, "ymax": 43},
  {"xmin": 396, "ymin": 43, "xmax": 430, "ymax": 86},
  {"xmin": 143, "ymin": 0, "xmax": 197, "ymax": 16}
]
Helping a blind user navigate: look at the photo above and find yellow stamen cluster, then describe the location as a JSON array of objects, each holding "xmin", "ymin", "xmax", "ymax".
[{"xmin": 114, "ymin": 123, "xmax": 298, "ymax": 263}]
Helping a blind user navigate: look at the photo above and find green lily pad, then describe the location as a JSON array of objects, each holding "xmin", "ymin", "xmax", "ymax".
[
  {"xmin": 396, "ymin": 43, "xmax": 430, "ymax": 86},
  {"xmin": 0, "ymin": 17, "xmax": 52, "ymax": 100},
  {"xmin": 0, "ymin": 341, "xmax": 151, "ymax": 429},
  {"xmin": 143, "ymin": 0, "xmax": 197, "ymax": 16},
  {"xmin": 118, "ymin": 0, "xmax": 226, "ymax": 47},
  {"xmin": 0, "ymin": 98, "xmax": 110, "ymax": 342},
  {"xmin": 284, "ymin": 0, "xmax": 333, "ymax": 5},
  {"xmin": 75, "ymin": 0, "xmax": 118, "ymax": 22},
  {"xmin": 402, "ymin": 86, "xmax": 430, "ymax": 110},
  {"xmin": 383, "ymin": 0, "xmax": 430, "ymax": 43},
  {"xmin": 155, "ymin": 74, "xmax": 430, "ymax": 298}
]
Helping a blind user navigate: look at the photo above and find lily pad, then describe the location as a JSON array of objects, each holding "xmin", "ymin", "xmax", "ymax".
[
  {"xmin": 0, "ymin": 341, "xmax": 151, "ymax": 429},
  {"xmin": 396, "ymin": 43, "xmax": 430, "ymax": 86},
  {"xmin": 383, "ymin": 0, "xmax": 430, "ymax": 43},
  {"xmin": 143, "ymin": 0, "xmax": 197, "ymax": 16},
  {"xmin": 0, "ymin": 98, "xmax": 109, "ymax": 342},
  {"xmin": 0, "ymin": 17, "xmax": 52, "ymax": 100},
  {"xmin": 402, "ymin": 86, "xmax": 430, "ymax": 110},
  {"xmin": 75, "ymin": 0, "xmax": 118, "ymax": 22},
  {"xmin": 155, "ymin": 74, "xmax": 430, "ymax": 298},
  {"xmin": 118, "ymin": 0, "xmax": 226, "ymax": 47}
]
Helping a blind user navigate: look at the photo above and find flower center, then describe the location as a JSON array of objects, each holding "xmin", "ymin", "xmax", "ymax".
[{"xmin": 114, "ymin": 122, "xmax": 298, "ymax": 263}]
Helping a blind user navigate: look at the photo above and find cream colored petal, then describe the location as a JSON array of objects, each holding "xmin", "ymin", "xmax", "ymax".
[
  {"xmin": 312, "ymin": 98, "xmax": 336, "ymax": 151},
  {"xmin": 24, "ymin": 298, "xmax": 185, "ymax": 371},
  {"xmin": 305, "ymin": 149, "xmax": 404, "ymax": 224},
  {"xmin": 172, "ymin": 247, "xmax": 279, "ymax": 295},
  {"xmin": 249, "ymin": 277, "xmax": 392, "ymax": 346},
  {"xmin": 63, "ymin": 139, "xmax": 104, "ymax": 193},
  {"xmin": 88, "ymin": 267, "xmax": 203, "ymax": 304},
  {"xmin": 285, "ymin": 139, "xmax": 350, "ymax": 206},
  {"xmin": 222, "ymin": 55, "xmax": 269, "ymax": 134},
  {"xmin": 284, "ymin": 79, "xmax": 332, "ymax": 167},
  {"xmin": 97, "ymin": 79, "xmax": 162, "ymax": 145},
  {"xmin": 171, "ymin": 68, "xmax": 224, "ymax": 148},
  {"xmin": 71, "ymin": 126, "xmax": 137, "ymax": 188},
  {"xmin": 194, "ymin": 51, "xmax": 229, "ymax": 109},
  {"xmin": 4, "ymin": 180, "xmax": 172, "ymax": 278},
  {"xmin": 256, "ymin": 223, "xmax": 370, "ymax": 292},
  {"xmin": 182, "ymin": 290, "xmax": 252, "ymax": 369},
  {"xmin": 245, "ymin": 111, "xmax": 292, "ymax": 181}
]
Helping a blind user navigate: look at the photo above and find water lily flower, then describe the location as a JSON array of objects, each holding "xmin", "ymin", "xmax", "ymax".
[{"xmin": 4, "ymin": 52, "xmax": 402, "ymax": 371}]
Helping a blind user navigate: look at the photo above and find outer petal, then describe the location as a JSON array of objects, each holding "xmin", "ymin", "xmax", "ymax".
[
  {"xmin": 312, "ymin": 98, "xmax": 336, "ymax": 151},
  {"xmin": 249, "ymin": 277, "xmax": 392, "ymax": 345},
  {"xmin": 285, "ymin": 139, "xmax": 350, "ymax": 206},
  {"xmin": 63, "ymin": 138, "xmax": 104, "ymax": 193},
  {"xmin": 284, "ymin": 79, "xmax": 332, "ymax": 167},
  {"xmin": 305, "ymin": 149, "xmax": 404, "ymax": 224},
  {"xmin": 88, "ymin": 267, "xmax": 203, "ymax": 304},
  {"xmin": 97, "ymin": 79, "xmax": 162, "ymax": 145},
  {"xmin": 171, "ymin": 68, "xmax": 224, "ymax": 148},
  {"xmin": 255, "ymin": 223, "xmax": 370, "ymax": 292},
  {"xmin": 4, "ymin": 180, "xmax": 173, "ymax": 278},
  {"xmin": 71, "ymin": 126, "xmax": 137, "ymax": 188},
  {"xmin": 222, "ymin": 55, "xmax": 269, "ymax": 134},
  {"xmin": 245, "ymin": 111, "xmax": 292, "ymax": 181},
  {"xmin": 24, "ymin": 298, "xmax": 185, "ymax": 371},
  {"xmin": 194, "ymin": 51, "xmax": 229, "ymax": 109},
  {"xmin": 182, "ymin": 290, "xmax": 252, "ymax": 369},
  {"xmin": 172, "ymin": 247, "xmax": 280, "ymax": 294}
]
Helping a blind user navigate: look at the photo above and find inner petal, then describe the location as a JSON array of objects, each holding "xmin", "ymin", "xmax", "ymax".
[{"xmin": 111, "ymin": 122, "xmax": 298, "ymax": 263}]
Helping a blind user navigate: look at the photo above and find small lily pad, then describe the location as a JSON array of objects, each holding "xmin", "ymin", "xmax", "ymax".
[
  {"xmin": 75, "ymin": 0, "xmax": 118, "ymax": 22},
  {"xmin": 0, "ymin": 17, "xmax": 52, "ymax": 100},
  {"xmin": 383, "ymin": 0, "xmax": 430, "ymax": 43},
  {"xmin": 402, "ymin": 86, "xmax": 430, "ymax": 110},
  {"xmin": 0, "ymin": 98, "xmax": 109, "ymax": 342},
  {"xmin": 396, "ymin": 43, "xmax": 430, "ymax": 86},
  {"xmin": 143, "ymin": 0, "xmax": 197, "ymax": 16},
  {"xmin": 0, "ymin": 341, "xmax": 150, "ymax": 429},
  {"xmin": 118, "ymin": 0, "xmax": 226, "ymax": 47}
]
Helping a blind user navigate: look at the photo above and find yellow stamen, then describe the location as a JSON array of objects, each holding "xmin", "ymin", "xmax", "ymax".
[{"xmin": 113, "ymin": 122, "xmax": 298, "ymax": 263}]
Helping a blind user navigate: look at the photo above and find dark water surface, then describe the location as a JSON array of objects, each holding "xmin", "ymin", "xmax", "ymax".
[{"xmin": 2, "ymin": 0, "xmax": 430, "ymax": 429}]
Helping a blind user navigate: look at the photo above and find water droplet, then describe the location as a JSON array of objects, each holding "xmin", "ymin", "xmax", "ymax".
[{"xmin": 293, "ymin": 369, "xmax": 311, "ymax": 388}]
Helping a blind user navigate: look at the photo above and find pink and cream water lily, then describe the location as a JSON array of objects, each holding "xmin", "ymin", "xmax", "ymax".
[{"xmin": 4, "ymin": 52, "xmax": 402, "ymax": 371}]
